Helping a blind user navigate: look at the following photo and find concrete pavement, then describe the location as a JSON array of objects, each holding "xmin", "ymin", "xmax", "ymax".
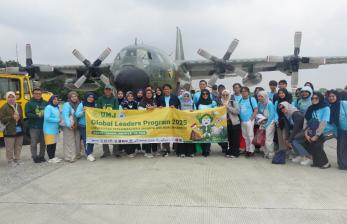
[{"xmin": 0, "ymin": 138, "xmax": 347, "ymax": 224}]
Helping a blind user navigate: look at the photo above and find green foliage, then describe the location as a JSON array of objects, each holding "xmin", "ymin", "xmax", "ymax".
[{"xmin": 0, "ymin": 59, "xmax": 21, "ymax": 68}]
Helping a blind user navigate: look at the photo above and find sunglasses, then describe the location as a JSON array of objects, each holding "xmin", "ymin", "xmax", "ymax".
[{"xmin": 222, "ymin": 94, "xmax": 229, "ymax": 96}]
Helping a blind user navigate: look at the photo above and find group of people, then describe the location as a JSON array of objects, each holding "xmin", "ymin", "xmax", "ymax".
[{"xmin": 0, "ymin": 80, "xmax": 346, "ymax": 170}]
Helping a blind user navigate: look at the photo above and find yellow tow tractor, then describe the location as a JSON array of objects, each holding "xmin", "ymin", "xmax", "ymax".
[{"xmin": 0, "ymin": 69, "xmax": 53, "ymax": 144}]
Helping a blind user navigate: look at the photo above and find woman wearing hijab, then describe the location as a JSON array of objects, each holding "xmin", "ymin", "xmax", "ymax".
[
  {"xmin": 135, "ymin": 89, "xmax": 144, "ymax": 103},
  {"xmin": 0, "ymin": 92, "xmax": 24, "ymax": 166},
  {"xmin": 138, "ymin": 89, "xmax": 160, "ymax": 158},
  {"xmin": 337, "ymin": 94, "xmax": 347, "ymax": 169},
  {"xmin": 303, "ymin": 92, "xmax": 331, "ymax": 169},
  {"xmin": 274, "ymin": 88, "xmax": 292, "ymax": 151},
  {"xmin": 117, "ymin": 90, "xmax": 125, "ymax": 105},
  {"xmin": 278, "ymin": 102, "xmax": 310, "ymax": 165},
  {"xmin": 327, "ymin": 90, "xmax": 347, "ymax": 169},
  {"xmin": 257, "ymin": 91, "xmax": 276, "ymax": 159},
  {"xmin": 221, "ymin": 89, "xmax": 241, "ymax": 158},
  {"xmin": 293, "ymin": 86, "xmax": 313, "ymax": 114},
  {"xmin": 176, "ymin": 91, "xmax": 195, "ymax": 157},
  {"xmin": 62, "ymin": 91, "xmax": 81, "ymax": 163},
  {"xmin": 121, "ymin": 91, "xmax": 140, "ymax": 157},
  {"xmin": 43, "ymin": 95, "xmax": 62, "ymax": 163},
  {"xmin": 155, "ymin": 87, "xmax": 163, "ymax": 106},
  {"xmin": 196, "ymin": 89, "xmax": 217, "ymax": 157},
  {"xmin": 75, "ymin": 92, "xmax": 96, "ymax": 162}
]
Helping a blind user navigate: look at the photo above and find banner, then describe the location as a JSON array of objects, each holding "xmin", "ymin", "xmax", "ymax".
[{"xmin": 86, "ymin": 107, "xmax": 227, "ymax": 144}]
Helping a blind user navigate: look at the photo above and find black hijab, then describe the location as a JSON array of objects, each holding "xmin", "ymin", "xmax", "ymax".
[
  {"xmin": 327, "ymin": 90, "xmax": 340, "ymax": 126},
  {"xmin": 197, "ymin": 89, "xmax": 212, "ymax": 108},
  {"xmin": 305, "ymin": 92, "xmax": 328, "ymax": 121},
  {"xmin": 277, "ymin": 88, "xmax": 292, "ymax": 129},
  {"xmin": 82, "ymin": 92, "xmax": 96, "ymax": 108}
]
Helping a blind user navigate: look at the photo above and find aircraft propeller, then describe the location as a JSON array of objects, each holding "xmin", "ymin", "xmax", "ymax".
[
  {"xmin": 72, "ymin": 48, "xmax": 112, "ymax": 88},
  {"xmin": 197, "ymin": 39, "xmax": 245, "ymax": 86},
  {"xmin": 266, "ymin": 32, "xmax": 326, "ymax": 91}
]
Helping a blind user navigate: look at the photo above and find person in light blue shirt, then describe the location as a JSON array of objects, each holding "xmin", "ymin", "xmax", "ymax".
[
  {"xmin": 239, "ymin": 87, "xmax": 258, "ymax": 157},
  {"xmin": 43, "ymin": 95, "xmax": 62, "ymax": 163},
  {"xmin": 75, "ymin": 92, "xmax": 96, "ymax": 162},
  {"xmin": 61, "ymin": 91, "xmax": 81, "ymax": 163},
  {"xmin": 268, "ymin": 80, "xmax": 277, "ymax": 102},
  {"xmin": 293, "ymin": 86, "xmax": 313, "ymax": 115},
  {"xmin": 302, "ymin": 92, "xmax": 331, "ymax": 169},
  {"xmin": 193, "ymin": 80, "xmax": 213, "ymax": 105},
  {"xmin": 232, "ymin": 83, "xmax": 243, "ymax": 102},
  {"xmin": 257, "ymin": 91, "xmax": 276, "ymax": 159}
]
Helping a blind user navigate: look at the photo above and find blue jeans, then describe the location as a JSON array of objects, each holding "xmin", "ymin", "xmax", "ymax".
[
  {"xmin": 292, "ymin": 140, "xmax": 310, "ymax": 157},
  {"xmin": 79, "ymin": 126, "xmax": 94, "ymax": 156}
]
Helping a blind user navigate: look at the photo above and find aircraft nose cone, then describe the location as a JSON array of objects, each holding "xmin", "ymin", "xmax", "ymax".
[{"xmin": 114, "ymin": 66, "xmax": 149, "ymax": 92}]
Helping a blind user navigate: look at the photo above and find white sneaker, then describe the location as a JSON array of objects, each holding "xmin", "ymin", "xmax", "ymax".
[
  {"xmin": 87, "ymin": 154, "xmax": 96, "ymax": 162},
  {"xmin": 8, "ymin": 161, "xmax": 18, "ymax": 167},
  {"xmin": 300, "ymin": 158, "xmax": 313, "ymax": 166},
  {"xmin": 48, "ymin": 157, "xmax": 61, "ymax": 163},
  {"xmin": 144, "ymin": 153, "xmax": 154, "ymax": 158},
  {"xmin": 128, "ymin": 154, "xmax": 135, "ymax": 158},
  {"xmin": 291, "ymin": 156, "xmax": 303, "ymax": 163},
  {"xmin": 154, "ymin": 152, "xmax": 161, "ymax": 157},
  {"xmin": 180, "ymin": 154, "xmax": 185, "ymax": 158}
]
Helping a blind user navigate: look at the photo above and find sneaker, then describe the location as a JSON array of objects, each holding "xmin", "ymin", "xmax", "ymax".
[
  {"xmin": 33, "ymin": 157, "xmax": 40, "ymax": 163},
  {"xmin": 48, "ymin": 157, "xmax": 61, "ymax": 164},
  {"xmin": 87, "ymin": 154, "xmax": 96, "ymax": 162},
  {"xmin": 291, "ymin": 156, "xmax": 302, "ymax": 163},
  {"xmin": 190, "ymin": 154, "xmax": 195, "ymax": 158},
  {"xmin": 144, "ymin": 153, "xmax": 154, "ymax": 158},
  {"xmin": 128, "ymin": 154, "xmax": 135, "ymax": 158},
  {"xmin": 162, "ymin": 152, "xmax": 169, "ymax": 157},
  {"xmin": 8, "ymin": 161, "xmax": 17, "ymax": 167},
  {"xmin": 230, "ymin": 155, "xmax": 237, "ymax": 158},
  {"xmin": 15, "ymin": 160, "xmax": 24, "ymax": 165},
  {"xmin": 225, "ymin": 154, "xmax": 231, "ymax": 158},
  {"xmin": 319, "ymin": 163, "xmax": 331, "ymax": 169},
  {"xmin": 154, "ymin": 152, "xmax": 161, "ymax": 157},
  {"xmin": 300, "ymin": 158, "xmax": 313, "ymax": 166},
  {"xmin": 180, "ymin": 154, "xmax": 185, "ymax": 158},
  {"xmin": 113, "ymin": 154, "xmax": 121, "ymax": 158}
]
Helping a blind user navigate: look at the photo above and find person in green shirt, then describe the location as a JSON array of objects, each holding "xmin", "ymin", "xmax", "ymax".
[
  {"xmin": 25, "ymin": 88, "xmax": 48, "ymax": 163},
  {"xmin": 96, "ymin": 84, "xmax": 120, "ymax": 158}
]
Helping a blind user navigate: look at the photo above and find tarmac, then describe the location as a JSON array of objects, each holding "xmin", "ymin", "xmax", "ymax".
[{"xmin": 0, "ymin": 137, "xmax": 347, "ymax": 224}]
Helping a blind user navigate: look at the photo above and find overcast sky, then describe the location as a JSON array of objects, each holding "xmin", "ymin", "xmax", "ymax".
[{"xmin": 1, "ymin": 0, "xmax": 347, "ymax": 90}]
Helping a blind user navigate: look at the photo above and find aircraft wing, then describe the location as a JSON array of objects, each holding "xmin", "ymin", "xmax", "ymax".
[{"xmin": 179, "ymin": 56, "xmax": 347, "ymax": 79}]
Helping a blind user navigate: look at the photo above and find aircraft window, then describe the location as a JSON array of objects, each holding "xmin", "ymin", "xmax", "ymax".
[
  {"xmin": 24, "ymin": 79, "xmax": 30, "ymax": 100},
  {"xmin": 137, "ymin": 49, "xmax": 150, "ymax": 66}
]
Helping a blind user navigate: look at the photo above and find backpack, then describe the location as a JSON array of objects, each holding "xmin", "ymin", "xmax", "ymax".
[{"xmin": 272, "ymin": 150, "xmax": 286, "ymax": 164}]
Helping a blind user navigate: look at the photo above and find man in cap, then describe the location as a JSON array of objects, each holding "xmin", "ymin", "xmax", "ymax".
[{"xmin": 96, "ymin": 84, "xmax": 121, "ymax": 158}]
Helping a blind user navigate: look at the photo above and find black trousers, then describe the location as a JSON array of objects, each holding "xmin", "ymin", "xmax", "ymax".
[
  {"xmin": 142, "ymin": 143, "xmax": 158, "ymax": 154},
  {"xmin": 124, "ymin": 144, "xmax": 140, "ymax": 155},
  {"xmin": 176, "ymin": 143, "xmax": 195, "ymax": 156},
  {"xmin": 227, "ymin": 124, "xmax": 241, "ymax": 156},
  {"xmin": 337, "ymin": 130, "xmax": 347, "ymax": 170},
  {"xmin": 201, "ymin": 143, "xmax": 211, "ymax": 157},
  {"xmin": 46, "ymin": 144, "xmax": 56, "ymax": 159},
  {"xmin": 308, "ymin": 136, "xmax": 329, "ymax": 167}
]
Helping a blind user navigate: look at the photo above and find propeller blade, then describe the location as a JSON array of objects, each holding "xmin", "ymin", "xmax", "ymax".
[
  {"xmin": 307, "ymin": 57, "xmax": 326, "ymax": 65},
  {"xmin": 291, "ymin": 71, "xmax": 299, "ymax": 89},
  {"xmin": 207, "ymin": 73, "xmax": 219, "ymax": 87},
  {"xmin": 93, "ymin": 48, "xmax": 112, "ymax": 66},
  {"xmin": 266, "ymin": 56, "xmax": 284, "ymax": 63},
  {"xmin": 294, "ymin": 31, "xmax": 302, "ymax": 56},
  {"xmin": 26, "ymin": 44, "xmax": 33, "ymax": 66},
  {"xmin": 197, "ymin": 49, "xmax": 219, "ymax": 62},
  {"xmin": 73, "ymin": 75, "xmax": 87, "ymax": 89},
  {"xmin": 72, "ymin": 49, "xmax": 91, "ymax": 66},
  {"xmin": 100, "ymin": 74, "xmax": 110, "ymax": 85},
  {"xmin": 223, "ymin": 39, "xmax": 239, "ymax": 60}
]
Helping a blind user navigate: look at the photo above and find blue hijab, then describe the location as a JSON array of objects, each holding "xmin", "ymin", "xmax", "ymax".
[
  {"xmin": 82, "ymin": 92, "xmax": 96, "ymax": 107},
  {"xmin": 48, "ymin": 95, "xmax": 59, "ymax": 107}
]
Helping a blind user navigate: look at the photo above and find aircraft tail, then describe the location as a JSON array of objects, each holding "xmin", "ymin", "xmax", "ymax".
[{"xmin": 175, "ymin": 27, "xmax": 185, "ymax": 61}]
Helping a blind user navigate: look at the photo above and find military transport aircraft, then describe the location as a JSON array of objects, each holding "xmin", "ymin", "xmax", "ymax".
[{"xmin": 11, "ymin": 27, "xmax": 347, "ymax": 92}]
